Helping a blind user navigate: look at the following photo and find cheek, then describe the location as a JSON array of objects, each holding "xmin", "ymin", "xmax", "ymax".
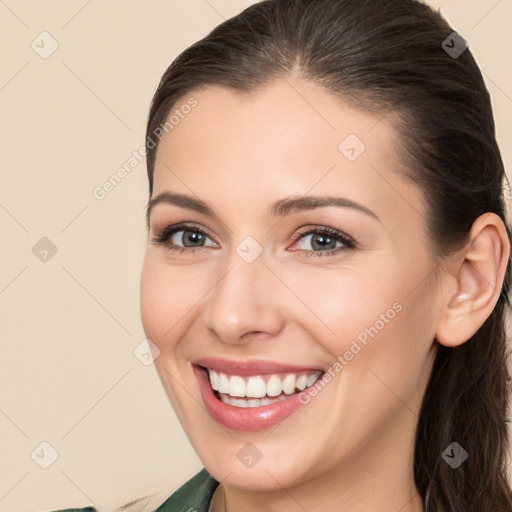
[
  {"xmin": 139, "ymin": 258, "xmax": 204, "ymax": 353},
  {"xmin": 324, "ymin": 270, "xmax": 435, "ymax": 426},
  {"xmin": 281, "ymin": 266, "xmax": 402, "ymax": 355},
  {"xmin": 287, "ymin": 260, "xmax": 433, "ymax": 373}
]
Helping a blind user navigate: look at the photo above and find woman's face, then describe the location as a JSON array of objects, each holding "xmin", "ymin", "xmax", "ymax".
[{"xmin": 140, "ymin": 78, "xmax": 441, "ymax": 492}]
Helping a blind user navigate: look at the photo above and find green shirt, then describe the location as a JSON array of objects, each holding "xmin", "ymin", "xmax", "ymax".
[{"xmin": 52, "ymin": 468, "xmax": 219, "ymax": 512}]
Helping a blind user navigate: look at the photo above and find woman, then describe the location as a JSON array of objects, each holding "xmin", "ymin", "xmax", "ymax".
[{"xmin": 56, "ymin": 0, "xmax": 512, "ymax": 510}]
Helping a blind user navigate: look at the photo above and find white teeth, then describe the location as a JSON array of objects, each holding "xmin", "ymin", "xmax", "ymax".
[
  {"xmin": 246, "ymin": 376, "xmax": 267, "ymax": 398},
  {"xmin": 266, "ymin": 374, "xmax": 282, "ymax": 397},
  {"xmin": 282, "ymin": 374, "xmax": 296, "ymax": 394},
  {"xmin": 306, "ymin": 374, "xmax": 319, "ymax": 387},
  {"xmin": 229, "ymin": 376, "xmax": 246, "ymax": 397},
  {"xmin": 209, "ymin": 370, "xmax": 219, "ymax": 391},
  {"xmin": 207, "ymin": 368, "xmax": 323, "ymax": 400},
  {"xmin": 218, "ymin": 373, "xmax": 230, "ymax": 394},
  {"xmin": 219, "ymin": 394, "xmax": 289, "ymax": 408},
  {"xmin": 296, "ymin": 375, "xmax": 307, "ymax": 390}
]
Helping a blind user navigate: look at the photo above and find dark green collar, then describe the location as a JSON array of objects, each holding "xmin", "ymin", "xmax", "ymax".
[
  {"xmin": 154, "ymin": 468, "xmax": 219, "ymax": 511},
  {"xmin": 51, "ymin": 469, "xmax": 219, "ymax": 512}
]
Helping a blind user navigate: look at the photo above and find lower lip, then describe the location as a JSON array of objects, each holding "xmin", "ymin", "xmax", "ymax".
[{"xmin": 193, "ymin": 365, "xmax": 312, "ymax": 431}]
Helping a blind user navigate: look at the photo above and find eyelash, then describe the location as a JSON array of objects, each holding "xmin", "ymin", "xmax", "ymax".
[{"xmin": 151, "ymin": 222, "xmax": 357, "ymax": 257}]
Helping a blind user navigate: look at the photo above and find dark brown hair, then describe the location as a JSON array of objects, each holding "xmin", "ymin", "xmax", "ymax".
[{"xmin": 145, "ymin": 0, "xmax": 512, "ymax": 509}]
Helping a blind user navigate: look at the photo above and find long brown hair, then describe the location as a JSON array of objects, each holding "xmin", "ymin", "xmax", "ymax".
[{"xmin": 144, "ymin": 1, "xmax": 512, "ymax": 509}]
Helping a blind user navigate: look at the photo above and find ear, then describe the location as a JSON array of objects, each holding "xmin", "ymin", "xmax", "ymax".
[{"xmin": 435, "ymin": 212, "xmax": 510, "ymax": 347}]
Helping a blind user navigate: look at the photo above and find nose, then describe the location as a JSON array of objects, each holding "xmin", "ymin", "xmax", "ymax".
[{"xmin": 200, "ymin": 249, "xmax": 286, "ymax": 345}]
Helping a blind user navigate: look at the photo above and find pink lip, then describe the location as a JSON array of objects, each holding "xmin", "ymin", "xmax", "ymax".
[
  {"xmin": 193, "ymin": 364, "xmax": 319, "ymax": 431},
  {"xmin": 193, "ymin": 356, "xmax": 323, "ymax": 376}
]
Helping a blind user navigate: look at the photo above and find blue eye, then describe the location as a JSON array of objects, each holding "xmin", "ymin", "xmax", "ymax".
[
  {"xmin": 168, "ymin": 229, "xmax": 216, "ymax": 249},
  {"xmin": 291, "ymin": 226, "xmax": 356, "ymax": 257},
  {"xmin": 151, "ymin": 223, "xmax": 216, "ymax": 253},
  {"xmin": 151, "ymin": 223, "xmax": 356, "ymax": 257}
]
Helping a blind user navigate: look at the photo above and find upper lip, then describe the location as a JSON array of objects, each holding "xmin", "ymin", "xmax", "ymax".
[{"xmin": 193, "ymin": 357, "xmax": 324, "ymax": 376}]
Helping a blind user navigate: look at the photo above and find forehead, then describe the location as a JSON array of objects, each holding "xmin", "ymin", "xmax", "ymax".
[{"xmin": 152, "ymin": 78, "xmax": 427, "ymax": 228}]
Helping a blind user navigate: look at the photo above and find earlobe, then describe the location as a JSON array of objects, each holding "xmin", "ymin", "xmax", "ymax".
[{"xmin": 435, "ymin": 213, "xmax": 510, "ymax": 348}]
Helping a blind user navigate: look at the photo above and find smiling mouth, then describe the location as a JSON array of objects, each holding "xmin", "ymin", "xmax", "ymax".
[
  {"xmin": 192, "ymin": 360, "xmax": 326, "ymax": 430},
  {"xmin": 201, "ymin": 366, "xmax": 324, "ymax": 408}
]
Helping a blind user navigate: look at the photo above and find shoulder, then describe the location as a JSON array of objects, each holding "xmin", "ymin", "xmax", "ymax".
[{"xmin": 48, "ymin": 469, "xmax": 218, "ymax": 512}]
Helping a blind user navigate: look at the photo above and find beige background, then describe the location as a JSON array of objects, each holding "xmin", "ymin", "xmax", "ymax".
[{"xmin": 0, "ymin": 1, "xmax": 511, "ymax": 511}]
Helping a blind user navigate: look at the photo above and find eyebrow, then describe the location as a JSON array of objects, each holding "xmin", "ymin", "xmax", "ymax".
[{"xmin": 146, "ymin": 191, "xmax": 380, "ymax": 225}]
